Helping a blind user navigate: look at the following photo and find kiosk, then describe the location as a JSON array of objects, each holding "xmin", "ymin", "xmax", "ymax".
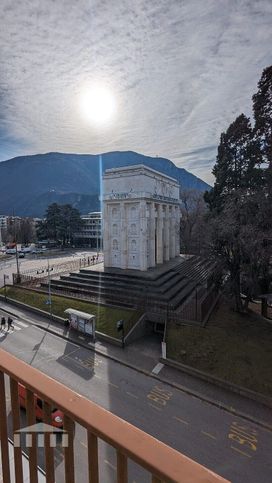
[{"xmin": 64, "ymin": 308, "xmax": 96, "ymax": 339}]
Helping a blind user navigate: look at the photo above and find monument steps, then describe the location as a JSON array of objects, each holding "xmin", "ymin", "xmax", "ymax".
[
  {"xmin": 59, "ymin": 271, "xmax": 183, "ymax": 295},
  {"xmin": 47, "ymin": 278, "xmax": 171, "ymax": 302},
  {"xmin": 78, "ymin": 266, "xmax": 179, "ymax": 286},
  {"xmin": 169, "ymin": 280, "xmax": 199, "ymax": 309},
  {"xmin": 40, "ymin": 255, "xmax": 217, "ymax": 313}
]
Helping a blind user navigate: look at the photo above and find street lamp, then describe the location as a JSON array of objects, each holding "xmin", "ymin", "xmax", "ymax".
[
  {"xmin": 46, "ymin": 256, "xmax": 53, "ymax": 321},
  {"xmin": 116, "ymin": 319, "xmax": 125, "ymax": 348},
  {"xmin": 3, "ymin": 274, "xmax": 9, "ymax": 301}
]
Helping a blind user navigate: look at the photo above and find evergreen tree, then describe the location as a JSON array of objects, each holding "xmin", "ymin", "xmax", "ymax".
[
  {"xmin": 205, "ymin": 114, "xmax": 265, "ymax": 311},
  {"xmin": 253, "ymin": 65, "xmax": 272, "ymax": 167},
  {"xmin": 205, "ymin": 114, "xmax": 261, "ymax": 212},
  {"xmin": 37, "ymin": 203, "xmax": 82, "ymax": 245},
  {"xmin": 253, "ymin": 65, "xmax": 272, "ymax": 203}
]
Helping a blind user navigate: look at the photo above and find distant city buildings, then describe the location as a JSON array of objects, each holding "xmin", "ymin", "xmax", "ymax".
[
  {"xmin": 0, "ymin": 214, "xmax": 41, "ymax": 245},
  {"xmin": 74, "ymin": 212, "xmax": 102, "ymax": 249}
]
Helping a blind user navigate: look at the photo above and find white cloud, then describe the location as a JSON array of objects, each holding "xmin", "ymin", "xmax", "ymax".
[{"xmin": 0, "ymin": 0, "xmax": 272, "ymax": 184}]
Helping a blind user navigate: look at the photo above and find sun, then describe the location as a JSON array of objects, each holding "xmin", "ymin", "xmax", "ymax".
[{"xmin": 80, "ymin": 85, "xmax": 116, "ymax": 125}]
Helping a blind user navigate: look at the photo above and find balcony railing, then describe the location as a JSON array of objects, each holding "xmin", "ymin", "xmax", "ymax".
[{"xmin": 0, "ymin": 349, "xmax": 230, "ymax": 483}]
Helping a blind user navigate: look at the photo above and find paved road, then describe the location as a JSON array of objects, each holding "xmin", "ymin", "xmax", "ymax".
[
  {"xmin": 0, "ymin": 249, "xmax": 98, "ymax": 288},
  {"xmin": 0, "ymin": 310, "xmax": 271, "ymax": 482}
]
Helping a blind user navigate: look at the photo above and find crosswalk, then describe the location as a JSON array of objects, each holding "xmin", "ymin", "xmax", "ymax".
[{"xmin": 0, "ymin": 318, "xmax": 29, "ymax": 338}]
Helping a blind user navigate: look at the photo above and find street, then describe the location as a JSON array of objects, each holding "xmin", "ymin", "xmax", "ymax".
[
  {"xmin": 0, "ymin": 249, "xmax": 99, "ymax": 288},
  {"xmin": 0, "ymin": 308, "xmax": 271, "ymax": 482}
]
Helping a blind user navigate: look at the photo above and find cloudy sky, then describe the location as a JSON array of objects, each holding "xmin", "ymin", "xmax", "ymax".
[{"xmin": 0, "ymin": 0, "xmax": 271, "ymax": 184}]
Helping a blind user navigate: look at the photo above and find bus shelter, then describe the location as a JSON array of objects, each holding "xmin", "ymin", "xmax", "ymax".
[{"xmin": 64, "ymin": 308, "xmax": 96, "ymax": 339}]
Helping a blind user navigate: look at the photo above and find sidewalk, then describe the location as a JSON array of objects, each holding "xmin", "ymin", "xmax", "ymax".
[{"xmin": 1, "ymin": 300, "xmax": 272, "ymax": 431}]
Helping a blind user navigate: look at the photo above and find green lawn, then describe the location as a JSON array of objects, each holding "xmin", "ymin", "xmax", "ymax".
[
  {"xmin": 167, "ymin": 299, "xmax": 272, "ymax": 397},
  {"xmin": 1, "ymin": 286, "xmax": 141, "ymax": 339}
]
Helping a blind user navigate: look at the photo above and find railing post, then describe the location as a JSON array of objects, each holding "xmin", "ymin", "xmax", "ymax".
[
  {"xmin": 26, "ymin": 388, "xmax": 38, "ymax": 483},
  {"xmin": 0, "ymin": 372, "xmax": 11, "ymax": 483},
  {"xmin": 88, "ymin": 431, "xmax": 99, "ymax": 483},
  {"xmin": 63, "ymin": 414, "xmax": 75, "ymax": 483},
  {"xmin": 10, "ymin": 378, "xmax": 24, "ymax": 483},
  {"xmin": 117, "ymin": 450, "xmax": 128, "ymax": 483},
  {"xmin": 152, "ymin": 477, "xmax": 163, "ymax": 483},
  {"xmin": 43, "ymin": 401, "xmax": 55, "ymax": 483}
]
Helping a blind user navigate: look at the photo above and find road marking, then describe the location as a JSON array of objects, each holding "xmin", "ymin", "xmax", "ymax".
[
  {"xmin": 78, "ymin": 336, "xmax": 85, "ymax": 340},
  {"xmin": 148, "ymin": 403, "xmax": 162, "ymax": 411},
  {"xmin": 147, "ymin": 385, "xmax": 173, "ymax": 407},
  {"xmin": 94, "ymin": 374, "xmax": 101, "ymax": 379},
  {"xmin": 228, "ymin": 421, "xmax": 258, "ymax": 455},
  {"xmin": 151, "ymin": 362, "xmax": 164, "ymax": 375},
  {"xmin": 126, "ymin": 391, "xmax": 138, "ymax": 399},
  {"xmin": 104, "ymin": 459, "xmax": 116, "ymax": 471},
  {"xmin": 173, "ymin": 416, "xmax": 189, "ymax": 425},
  {"xmin": 201, "ymin": 431, "xmax": 217, "ymax": 440},
  {"xmin": 15, "ymin": 320, "xmax": 28, "ymax": 328},
  {"xmin": 231, "ymin": 446, "xmax": 252, "ymax": 458},
  {"xmin": 108, "ymin": 381, "xmax": 119, "ymax": 389}
]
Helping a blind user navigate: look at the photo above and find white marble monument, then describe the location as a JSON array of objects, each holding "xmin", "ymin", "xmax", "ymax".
[{"xmin": 103, "ymin": 165, "xmax": 180, "ymax": 271}]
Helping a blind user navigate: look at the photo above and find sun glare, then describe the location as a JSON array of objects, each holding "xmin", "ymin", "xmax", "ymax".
[{"xmin": 80, "ymin": 85, "xmax": 116, "ymax": 125}]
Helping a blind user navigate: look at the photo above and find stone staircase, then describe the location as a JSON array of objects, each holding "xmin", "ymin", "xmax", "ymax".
[{"xmin": 40, "ymin": 256, "xmax": 217, "ymax": 313}]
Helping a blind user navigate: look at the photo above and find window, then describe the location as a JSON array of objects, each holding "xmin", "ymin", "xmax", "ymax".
[
  {"xmin": 113, "ymin": 239, "xmax": 118, "ymax": 250},
  {"xmin": 112, "ymin": 223, "xmax": 118, "ymax": 235},
  {"xmin": 131, "ymin": 223, "xmax": 136, "ymax": 234},
  {"xmin": 131, "ymin": 239, "xmax": 137, "ymax": 252},
  {"xmin": 112, "ymin": 207, "xmax": 118, "ymax": 219}
]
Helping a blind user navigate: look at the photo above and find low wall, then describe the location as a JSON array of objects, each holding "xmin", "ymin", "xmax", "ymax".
[
  {"xmin": 124, "ymin": 313, "xmax": 150, "ymax": 344},
  {"xmin": 0, "ymin": 294, "xmax": 139, "ymax": 348},
  {"xmin": 161, "ymin": 356, "xmax": 272, "ymax": 408},
  {"xmin": 0, "ymin": 294, "xmax": 65, "ymax": 325}
]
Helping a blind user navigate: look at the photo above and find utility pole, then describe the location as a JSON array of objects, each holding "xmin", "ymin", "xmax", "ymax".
[
  {"xmin": 47, "ymin": 257, "xmax": 53, "ymax": 321},
  {"xmin": 117, "ymin": 320, "xmax": 125, "ymax": 349},
  {"xmin": 3, "ymin": 274, "xmax": 9, "ymax": 301},
  {"xmin": 13, "ymin": 212, "xmax": 21, "ymax": 283}
]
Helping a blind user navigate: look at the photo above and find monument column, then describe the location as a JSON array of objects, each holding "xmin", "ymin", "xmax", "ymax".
[
  {"xmin": 120, "ymin": 202, "xmax": 127, "ymax": 269},
  {"xmin": 156, "ymin": 204, "xmax": 163, "ymax": 264},
  {"xmin": 103, "ymin": 204, "xmax": 110, "ymax": 266},
  {"xmin": 175, "ymin": 206, "xmax": 180, "ymax": 257},
  {"xmin": 170, "ymin": 206, "xmax": 176, "ymax": 258},
  {"xmin": 139, "ymin": 200, "xmax": 148, "ymax": 271},
  {"xmin": 164, "ymin": 204, "xmax": 170, "ymax": 262},
  {"xmin": 149, "ymin": 202, "xmax": 156, "ymax": 267}
]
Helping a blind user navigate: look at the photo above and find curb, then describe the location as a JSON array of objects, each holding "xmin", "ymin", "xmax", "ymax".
[
  {"xmin": 1, "ymin": 305, "xmax": 272, "ymax": 433},
  {"xmin": 161, "ymin": 357, "xmax": 272, "ymax": 409}
]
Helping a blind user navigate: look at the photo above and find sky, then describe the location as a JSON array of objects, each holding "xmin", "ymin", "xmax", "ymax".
[{"xmin": 0, "ymin": 0, "xmax": 271, "ymax": 184}]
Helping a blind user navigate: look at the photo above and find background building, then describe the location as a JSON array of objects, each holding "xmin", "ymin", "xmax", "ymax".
[{"xmin": 74, "ymin": 212, "xmax": 102, "ymax": 248}]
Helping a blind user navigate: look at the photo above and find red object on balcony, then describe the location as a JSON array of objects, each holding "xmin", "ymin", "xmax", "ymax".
[{"xmin": 18, "ymin": 383, "xmax": 64, "ymax": 428}]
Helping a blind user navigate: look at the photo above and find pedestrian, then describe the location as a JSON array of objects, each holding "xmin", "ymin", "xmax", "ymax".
[
  {"xmin": 1, "ymin": 316, "xmax": 6, "ymax": 330},
  {"xmin": 7, "ymin": 316, "xmax": 13, "ymax": 330}
]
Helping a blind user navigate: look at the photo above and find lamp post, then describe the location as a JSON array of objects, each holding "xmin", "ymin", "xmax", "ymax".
[
  {"xmin": 47, "ymin": 257, "xmax": 53, "ymax": 321},
  {"xmin": 116, "ymin": 320, "xmax": 125, "ymax": 348},
  {"xmin": 3, "ymin": 274, "xmax": 9, "ymax": 301}
]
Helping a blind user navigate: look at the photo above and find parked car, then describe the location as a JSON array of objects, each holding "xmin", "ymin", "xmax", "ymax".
[
  {"xmin": 18, "ymin": 252, "xmax": 25, "ymax": 258},
  {"xmin": 32, "ymin": 248, "xmax": 44, "ymax": 254},
  {"xmin": 21, "ymin": 246, "xmax": 31, "ymax": 253},
  {"xmin": 18, "ymin": 383, "xmax": 64, "ymax": 428},
  {"xmin": 5, "ymin": 248, "xmax": 16, "ymax": 254}
]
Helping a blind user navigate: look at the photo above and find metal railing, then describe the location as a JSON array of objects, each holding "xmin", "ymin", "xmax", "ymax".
[{"xmin": 0, "ymin": 349, "xmax": 229, "ymax": 483}]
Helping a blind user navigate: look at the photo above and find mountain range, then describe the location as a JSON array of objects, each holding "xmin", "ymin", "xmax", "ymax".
[{"xmin": 0, "ymin": 151, "xmax": 211, "ymax": 217}]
